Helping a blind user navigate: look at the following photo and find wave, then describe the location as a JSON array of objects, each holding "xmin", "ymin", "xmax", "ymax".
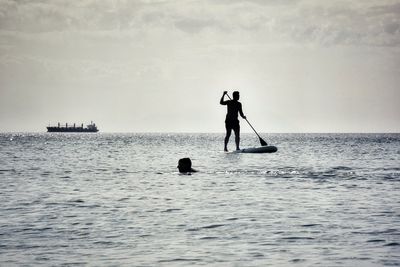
[{"xmin": 186, "ymin": 224, "xmax": 227, "ymax": 232}]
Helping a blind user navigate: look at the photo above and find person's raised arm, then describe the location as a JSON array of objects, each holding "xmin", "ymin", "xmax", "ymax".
[
  {"xmin": 239, "ymin": 103, "xmax": 246, "ymax": 119},
  {"xmin": 220, "ymin": 91, "xmax": 228, "ymax": 105}
]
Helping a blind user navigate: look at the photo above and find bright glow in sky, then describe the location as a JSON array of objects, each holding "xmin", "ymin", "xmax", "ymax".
[{"xmin": 0, "ymin": 0, "xmax": 399, "ymax": 132}]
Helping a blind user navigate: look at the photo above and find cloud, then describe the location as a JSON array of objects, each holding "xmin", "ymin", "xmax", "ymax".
[
  {"xmin": 1, "ymin": 0, "xmax": 399, "ymax": 47},
  {"xmin": 264, "ymin": 0, "xmax": 400, "ymax": 47},
  {"xmin": 370, "ymin": 1, "xmax": 400, "ymax": 15},
  {"xmin": 209, "ymin": 0, "xmax": 302, "ymax": 6},
  {"xmin": 174, "ymin": 17, "xmax": 217, "ymax": 34}
]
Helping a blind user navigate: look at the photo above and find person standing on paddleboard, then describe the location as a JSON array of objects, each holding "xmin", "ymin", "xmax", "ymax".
[{"xmin": 220, "ymin": 91, "xmax": 246, "ymax": 152}]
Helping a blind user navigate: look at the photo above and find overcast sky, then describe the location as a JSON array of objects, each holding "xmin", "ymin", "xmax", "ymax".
[{"xmin": 0, "ymin": 0, "xmax": 399, "ymax": 132}]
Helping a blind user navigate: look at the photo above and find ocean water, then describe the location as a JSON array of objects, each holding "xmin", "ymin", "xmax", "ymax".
[{"xmin": 0, "ymin": 133, "xmax": 399, "ymax": 266}]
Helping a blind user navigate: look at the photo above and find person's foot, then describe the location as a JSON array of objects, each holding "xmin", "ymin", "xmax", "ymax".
[
  {"xmin": 224, "ymin": 147, "xmax": 228, "ymax": 152},
  {"xmin": 236, "ymin": 147, "xmax": 240, "ymax": 151}
]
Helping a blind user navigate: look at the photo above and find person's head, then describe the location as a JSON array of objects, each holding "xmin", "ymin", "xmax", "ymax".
[
  {"xmin": 177, "ymin": 158, "xmax": 193, "ymax": 173},
  {"xmin": 233, "ymin": 91, "xmax": 240, "ymax": 101}
]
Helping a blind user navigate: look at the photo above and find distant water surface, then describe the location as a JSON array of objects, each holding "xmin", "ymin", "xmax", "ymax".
[{"xmin": 0, "ymin": 133, "xmax": 399, "ymax": 266}]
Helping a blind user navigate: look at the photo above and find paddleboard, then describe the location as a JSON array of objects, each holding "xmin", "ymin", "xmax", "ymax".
[{"xmin": 231, "ymin": 146, "xmax": 278, "ymax": 154}]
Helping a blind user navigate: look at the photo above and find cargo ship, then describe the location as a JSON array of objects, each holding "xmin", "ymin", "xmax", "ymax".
[{"xmin": 47, "ymin": 121, "xmax": 99, "ymax": 132}]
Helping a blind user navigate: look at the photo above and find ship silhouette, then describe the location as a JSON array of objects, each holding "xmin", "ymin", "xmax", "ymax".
[{"xmin": 47, "ymin": 121, "xmax": 99, "ymax": 132}]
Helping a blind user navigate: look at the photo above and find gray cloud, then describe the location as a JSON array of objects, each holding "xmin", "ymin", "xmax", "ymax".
[
  {"xmin": 1, "ymin": 0, "xmax": 399, "ymax": 46},
  {"xmin": 210, "ymin": 0, "xmax": 302, "ymax": 6},
  {"xmin": 370, "ymin": 2, "xmax": 400, "ymax": 15},
  {"xmin": 174, "ymin": 17, "xmax": 217, "ymax": 33}
]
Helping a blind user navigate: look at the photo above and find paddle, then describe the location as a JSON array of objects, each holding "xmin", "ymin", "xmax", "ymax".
[{"xmin": 225, "ymin": 93, "xmax": 268, "ymax": 146}]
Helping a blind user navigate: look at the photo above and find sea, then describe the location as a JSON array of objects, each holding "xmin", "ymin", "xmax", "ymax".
[{"xmin": 0, "ymin": 133, "xmax": 399, "ymax": 266}]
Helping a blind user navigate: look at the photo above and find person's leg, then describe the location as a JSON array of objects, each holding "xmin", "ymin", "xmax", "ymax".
[
  {"xmin": 234, "ymin": 126, "xmax": 240, "ymax": 150},
  {"xmin": 224, "ymin": 124, "xmax": 232, "ymax": 152}
]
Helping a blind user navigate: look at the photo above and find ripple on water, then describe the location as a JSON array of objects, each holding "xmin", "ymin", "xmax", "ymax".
[
  {"xmin": 281, "ymin": 237, "xmax": 315, "ymax": 242},
  {"xmin": 199, "ymin": 236, "xmax": 219, "ymax": 240},
  {"xmin": 161, "ymin": 208, "xmax": 182, "ymax": 213},
  {"xmin": 301, "ymin": 224, "xmax": 321, "ymax": 227},
  {"xmin": 290, "ymin": 259, "xmax": 307, "ymax": 263},
  {"xmin": 367, "ymin": 239, "xmax": 386, "ymax": 243},
  {"xmin": 1, "ymin": 133, "xmax": 399, "ymax": 266},
  {"xmin": 158, "ymin": 258, "xmax": 203, "ymax": 264},
  {"xmin": 187, "ymin": 224, "xmax": 227, "ymax": 232},
  {"xmin": 384, "ymin": 242, "xmax": 400, "ymax": 246}
]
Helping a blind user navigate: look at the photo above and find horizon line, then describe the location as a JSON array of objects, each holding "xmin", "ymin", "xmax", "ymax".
[{"xmin": 1, "ymin": 131, "xmax": 399, "ymax": 134}]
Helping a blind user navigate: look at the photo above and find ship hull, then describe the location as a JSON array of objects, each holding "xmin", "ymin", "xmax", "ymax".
[{"xmin": 47, "ymin": 127, "xmax": 98, "ymax": 133}]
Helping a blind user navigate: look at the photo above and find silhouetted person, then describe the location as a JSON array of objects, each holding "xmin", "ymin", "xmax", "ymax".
[
  {"xmin": 220, "ymin": 91, "xmax": 246, "ymax": 151},
  {"xmin": 177, "ymin": 158, "xmax": 197, "ymax": 173}
]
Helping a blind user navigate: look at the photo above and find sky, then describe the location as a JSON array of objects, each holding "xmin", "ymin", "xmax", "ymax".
[{"xmin": 0, "ymin": 0, "xmax": 399, "ymax": 133}]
